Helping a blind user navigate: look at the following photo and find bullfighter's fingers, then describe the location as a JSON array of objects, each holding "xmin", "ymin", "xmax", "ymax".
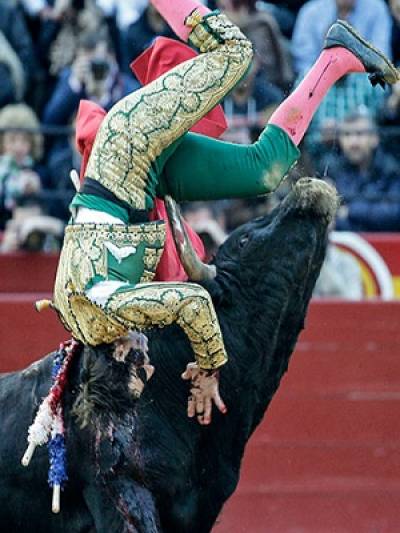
[
  {"xmin": 213, "ymin": 390, "xmax": 228, "ymax": 415},
  {"xmin": 202, "ymin": 397, "xmax": 212, "ymax": 425},
  {"xmin": 187, "ymin": 395, "xmax": 196, "ymax": 418},
  {"xmin": 181, "ymin": 362, "xmax": 198, "ymax": 380},
  {"xmin": 197, "ymin": 414, "xmax": 207, "ymax": 425},
  {"xmin": 195, "ymin": 396, "xmax": 205, "ymax": 416}
]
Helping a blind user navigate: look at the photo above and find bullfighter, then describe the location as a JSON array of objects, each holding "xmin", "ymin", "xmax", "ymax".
[{"xmin": 50, "ymin": 0, "xmax": 399, "ymax": 424}]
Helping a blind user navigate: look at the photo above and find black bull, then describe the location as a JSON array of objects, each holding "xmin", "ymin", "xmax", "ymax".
[{"xmin": 0, "ymin": 178, "xmax": 338, "ymax": 532}]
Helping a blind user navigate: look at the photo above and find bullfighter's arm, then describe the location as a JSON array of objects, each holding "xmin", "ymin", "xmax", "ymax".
[{"xmin": 160, "ymin": 125, "xmax": 300, "ymax": 201}]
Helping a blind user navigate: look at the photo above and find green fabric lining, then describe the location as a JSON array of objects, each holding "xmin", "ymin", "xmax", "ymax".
[{"xmin": 106, "ymin": 241, "xmax": 147, "ymax": 285}]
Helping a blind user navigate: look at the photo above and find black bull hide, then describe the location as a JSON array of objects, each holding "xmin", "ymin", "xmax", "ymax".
[{"xmin": 0, "ymin": 178, "xmax": 338, "ymax": 532}]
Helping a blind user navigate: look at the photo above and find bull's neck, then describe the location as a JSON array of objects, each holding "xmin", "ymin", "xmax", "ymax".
[{"xmin": 216, "ymin": 284, "xmax": 283, "ymax": 374}]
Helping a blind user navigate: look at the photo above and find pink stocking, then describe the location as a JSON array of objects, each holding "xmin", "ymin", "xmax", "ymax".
[
  {"xmin": 269, "ymin": 48, "xmax": 366, "ymax": 146},
  {"xmin": 150, "ymin": 0, "xmax": 210, "ymax": 42}
]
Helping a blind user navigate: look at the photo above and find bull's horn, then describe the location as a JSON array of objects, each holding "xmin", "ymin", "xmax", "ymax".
[{"xmin": 164, "ymin": 196, "xmax": 216, "ymax": 281}]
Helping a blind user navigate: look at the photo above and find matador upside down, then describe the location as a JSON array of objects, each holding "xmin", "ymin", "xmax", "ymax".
[{"xmin": 48, "ymin": 0, "xmax": 399, "ymax": 424}]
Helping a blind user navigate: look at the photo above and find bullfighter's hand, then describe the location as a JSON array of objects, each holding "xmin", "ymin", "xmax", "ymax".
[{"xmin": 182, "ymin": 363, "xmax": 227, "ymax": 425}]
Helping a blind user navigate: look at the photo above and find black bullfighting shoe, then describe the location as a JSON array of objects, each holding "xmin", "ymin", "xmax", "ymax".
[{"xmin": 324, "ymin": 19, "xmax": 400, "ymax": 88}]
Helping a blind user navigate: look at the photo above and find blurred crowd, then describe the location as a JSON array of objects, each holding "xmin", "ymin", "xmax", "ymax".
[{"xmin": 1, "ymin": 0, "xmax": 400, "ymax": 296}]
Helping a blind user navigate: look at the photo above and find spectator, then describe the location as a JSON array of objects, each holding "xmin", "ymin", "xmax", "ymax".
[
  {"xmin": 255, "ymin": 2, "xmax": 297, "ymax": 40},
  {"xmin": 292, "ymin": 0, "xmax": 391, "ymax": 140},
  {"xmin": 121, "ymin": 4, "xmax": 175, "ymax": 73},
  {"xmin": 95, "ymin": 0, "xmax": 149, "ymax": 65},
  {"xmin": 318, "ymin": 109, "xmax": 400, "ymax": 231},
  {"xmin": 0, "ymin": 204, "xmax": 64, "ymax": 252},
  {"xmin": 42, "ymin": 29, "xmax": 139, "ymax": 127},
  {"xmin": 380, "ymin": 80, "xmax": 400, "ymax": 131},
  {"xmin": 216, "ymin": 0, "xmax": 293, "ymax": 90},
  {"xmin": 222, "ymin": 63, "xmax": 283, "ymax": 144},
  {"xmin": 42, "ymin": 118, "xmax": 78, "ymax": 222},
  {"xmin": 95, "ymin": 0, "xmax": 148, "ymax": 31},
  {"xmin": 20, "ymin": 0, "xmax": 104, "ymax": 113},
  {"xmin": 375, "ymin": 1, "xmax": 400, "ymax": 152},
  {"xmin": 259, "ymin": 1, "xmax": 308, "ymax": 18},
  {"xmin": 37, "ymin": 1, "xmax": 102, "ymax": 75},
  {"xmin": 292, "ymin": 0, "xmax": 391, "ymax": 76},
  {"xmin": 223, "ymin": 196, "xmax": 273, "ymax": 231},
  {"xmin": 0, "ymin": 103, "xmax": 64, "ymax": 252},
  {"xmin": 390, "ymin": 0, "xmax": 400, "ymax": 66},
  {"xmin": 0, "ymin": 31, "xmax": 25, "ymax": 108},
  {"xmin": 0, "ymin": 1, "xmax": 37, "ymax": 107},
  {"xmin": 0, "ymin": 104, "xmax": 48, "ymax": 231},
  {"xmin": 182, "ymin": 202, "xmax": 227, "ymax": 261},
  {"xmin": 18, "ymin": 0, "xmax": 73, "ymax": 31}
]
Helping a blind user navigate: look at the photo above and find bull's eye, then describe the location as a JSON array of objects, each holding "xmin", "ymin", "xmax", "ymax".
[{"xmin": 239, "ymin": 235, "xmax": 249, "ymax": 248}]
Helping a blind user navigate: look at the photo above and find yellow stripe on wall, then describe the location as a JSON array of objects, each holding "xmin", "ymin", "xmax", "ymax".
[
  {"xmin": 359, "ymin": 263, "xmax": 377, "ymax": 298},
  {"xmin": 393, "ymin": 276, "xmax": 400, "ymax": 298}
]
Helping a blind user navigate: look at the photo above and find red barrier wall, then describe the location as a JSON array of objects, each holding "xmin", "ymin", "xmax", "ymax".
[
  {"xmin": 215, "ymin": 302, "xmax": 400, "ymax": 532},
  {"xmin": 0, "ymin": 294, "xmax": 66, "ymax": 372},
  {"xmin": 0, "ymin": 253, "xmax": 58, "ymax": 293}
]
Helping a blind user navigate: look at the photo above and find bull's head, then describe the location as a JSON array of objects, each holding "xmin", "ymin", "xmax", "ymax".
[
  {"xmin": 211, "ymin": 177, "xmax": 339, "ymax": 304},
  {"xmin": 168, "ymin": 177, "xmax": 338, "ymax": 300}
]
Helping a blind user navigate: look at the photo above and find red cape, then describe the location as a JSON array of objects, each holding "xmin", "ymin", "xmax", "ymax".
[{"xmin": 75, "ymin": 37, "xmax": 227, "ymax": 281}]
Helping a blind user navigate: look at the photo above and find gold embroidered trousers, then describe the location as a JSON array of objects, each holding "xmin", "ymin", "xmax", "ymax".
[{"xmin": 54, "ymin": 222, "xmax": 227, "ymax": 369}]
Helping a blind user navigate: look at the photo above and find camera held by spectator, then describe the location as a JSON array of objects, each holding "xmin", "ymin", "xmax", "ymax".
[{"xmin": 42, "ymin": 28, "xmax": 138, "ymax": 127}]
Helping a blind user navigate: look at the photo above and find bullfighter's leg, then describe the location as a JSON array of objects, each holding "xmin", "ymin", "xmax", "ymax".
[
  {"xmin": 105, "ymin": 282, "xmax": 227, "ymax": 372},
  {"xmin": 268, "ymin": 21, "xmax": 399, "ymax": 146},
  {"xmin": 160, "ymin": 21, "xmax": 399, "ymax": 201},
  {"xmin": 150, "ymin": 0, "xmax": 210, "ymax": 42},
  {"xmin": 84, "ymin": 1, "xmax": 253, "ymax": 209}
]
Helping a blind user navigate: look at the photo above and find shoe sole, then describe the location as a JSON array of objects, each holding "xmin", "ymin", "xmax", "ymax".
[{"xmin": 326, "ymin": 19, "xmax": 400, "ymax": 84}]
